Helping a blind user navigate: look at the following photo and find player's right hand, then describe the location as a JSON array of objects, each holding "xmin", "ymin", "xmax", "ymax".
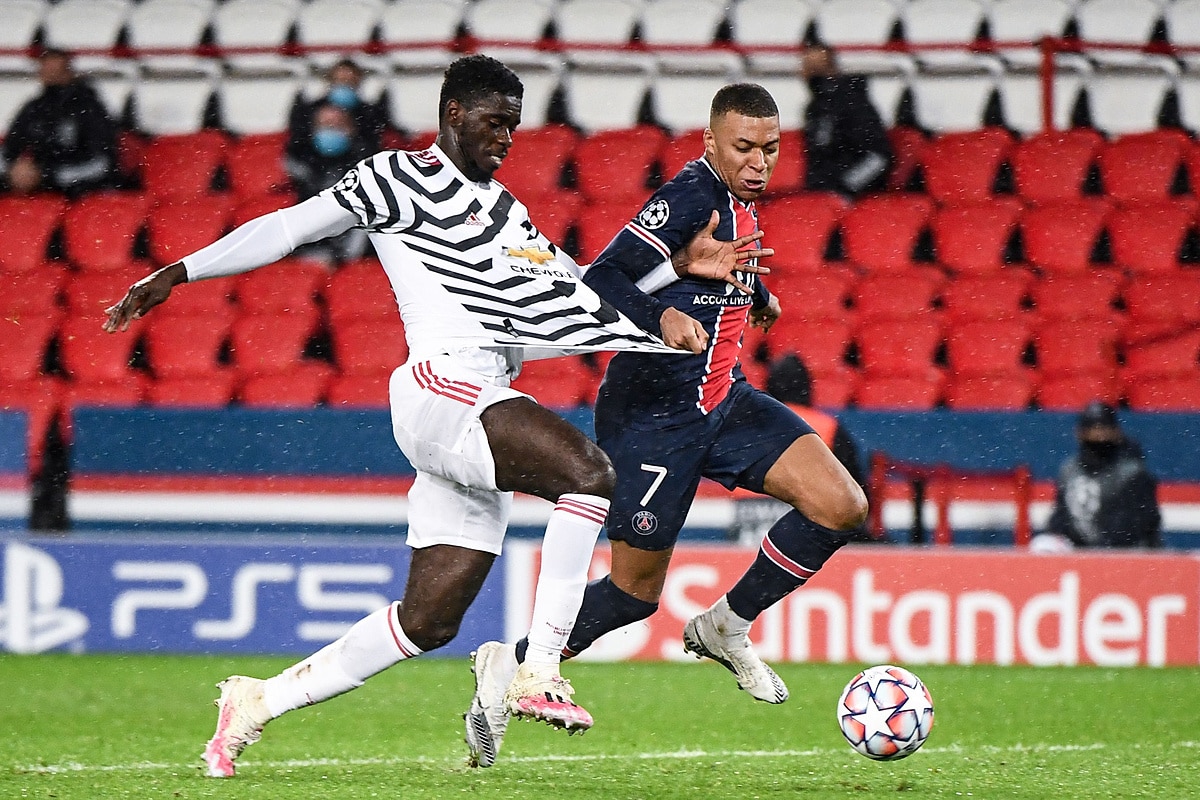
[
  {"xmin": 102, "ymin": 262, "xmax": 188, "ymax": 333},
  {"xmin": 659, "ymin": 307, "xmax": 709, "ymax": 353}
]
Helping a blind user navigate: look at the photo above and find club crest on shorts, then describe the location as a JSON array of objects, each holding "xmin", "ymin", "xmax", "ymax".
[
  {"xmin": 632, "ymin": 510, "xmax": 658, "ymax": 534},
  {"xmin": 636, "ymin": 199, "xmax": 670, "ymax": 230}
]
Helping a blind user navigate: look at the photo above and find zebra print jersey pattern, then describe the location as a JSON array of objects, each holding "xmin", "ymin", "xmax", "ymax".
[{"xmin": 322, "ymin": 144, "xmax": 674, "ymax": 362}]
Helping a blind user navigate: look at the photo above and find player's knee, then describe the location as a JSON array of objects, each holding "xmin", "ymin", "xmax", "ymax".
[
  {"xmin": 398, "ymin": 608, "xmax": 461, "ymax": 652},
  {"xmin": 570, "ymin": 451, "xmax": 617, "ymax": 499},
  {"xmin": 828, "ymin": 484, "xmax": 869, "ymax": 532}
]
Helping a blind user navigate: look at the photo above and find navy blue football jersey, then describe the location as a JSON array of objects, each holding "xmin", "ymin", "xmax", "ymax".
[{"xmin": 583, "ymin": 157, "xmax": 771, "ymax": 427}]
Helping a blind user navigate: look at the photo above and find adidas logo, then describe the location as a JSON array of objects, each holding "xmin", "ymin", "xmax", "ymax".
[{"xmin": 465, "ymin": 212, "xmax": 485, "ymax": 226}]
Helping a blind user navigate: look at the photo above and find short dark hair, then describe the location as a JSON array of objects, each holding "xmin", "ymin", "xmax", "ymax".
[
  {"xmin": 329, "ymin": 58, "xmax": 364, "ymax": 77},
  {"xmin": 439, "ymin": 55, "xmax": 523, "ymax": 119},
  {"xmin": 710, "ymin": 83, "xmax": 778, "ymax": 121}
]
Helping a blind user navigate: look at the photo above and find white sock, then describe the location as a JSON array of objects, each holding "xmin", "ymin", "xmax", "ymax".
[
  {"xmin": 261, "ymin": 601, "xmax": 421, "ymax": 717},
  {"xmin": 524, "ymin": 493, "xmax": 609, "ymax": 666},
  {"xmin": 711, "ymin": 595, "xmax": 753, "ymax": 637}
]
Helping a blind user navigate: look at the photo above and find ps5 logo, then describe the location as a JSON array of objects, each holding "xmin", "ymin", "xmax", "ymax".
[{"xmin": 0, "ymin": 542, "xmax": 89, "ymax": 653}]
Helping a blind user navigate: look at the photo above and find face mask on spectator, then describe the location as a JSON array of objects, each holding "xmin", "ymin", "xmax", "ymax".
[
  {"xmin": 328, "ymin": 84, "xmax": 359, "ymax": 109},
  {"xmin": 313, "ymin": 127, "xmax": 351, "ymax": 156}
]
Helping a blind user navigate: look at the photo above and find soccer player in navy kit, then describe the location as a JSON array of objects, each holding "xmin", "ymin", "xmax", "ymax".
[{"xmin": 466, "ymin": 83, "xmax": 869, "ymax": 766}]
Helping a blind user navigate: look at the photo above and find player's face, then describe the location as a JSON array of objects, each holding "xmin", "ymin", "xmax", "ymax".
[
  {"xmin": 444, "ymin": 93, "xmax": 522, "ymax": 182},
  {"xmin": 704, "ymin": 112, "xmax": 780, "ymax": 202}
]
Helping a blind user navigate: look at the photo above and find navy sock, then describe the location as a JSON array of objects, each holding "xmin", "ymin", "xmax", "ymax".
[
  {"xmin": 726, "ymin": 510, "xmax": 848, "ymax": 621},
  {"xmin": 514, "ymin": 575, "xmax": 658, "ymax": 663}
]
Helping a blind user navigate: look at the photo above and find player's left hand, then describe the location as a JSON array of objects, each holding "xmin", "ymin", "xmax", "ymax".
[
  {"xmin": 674, "ymin": 210, "xmax": 773, "ymax": 295},
  {"xmin": 750, "ymin": 293, "xmax": 781, "ymax": 333}
]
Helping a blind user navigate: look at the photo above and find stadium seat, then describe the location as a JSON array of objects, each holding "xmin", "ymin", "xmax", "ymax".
[
  {"xmin": 1019, "ymin": 200, "xmax": 1111, "ymax": 275},
  {"xmin": 910, "ymin": 73, "xmax": 997, "ymax": 134},
  {"xmin": 652, "ymin": 70, "xmax": 741, "ymax": 135},
  {"xmin": 855, "ymin": 319, "xmax": 944, "ymax": 377},
  {"xmin": 238, "ymin": 364, "xmax": 333, "ymax": 407},
  {"xmin": 757, "ymin": 193, "xmax": 847, "ymax": 273},
  {"xmin": 211, "ymin": 0, "xmax": 302, "ymax": 71},
  {"xmin": 296, "ymin": 0, "xmax": 382, "ymax": 61},
  {"xmin": 1122, "ymin": 275, "xmax": 1200, "ymax": 342},
  {"xmin": 326, "ymin": 373, "xmax": 391, "ymax": 408},
  {"xmin": 815, "ymin": 0, "xmax": 899, "ymax": 49},
  {"xmin": 378, "ymin": 0, "xmax": 464, "ymax": 64},
  {"xmin": 1098, "ymin": 131, "xmax": 1191, "ymax": 207},
  {"xmin": 1084, "ymin": 71, "xmax": 1175, "ymax": 137},
  {"xmin": 1106, "ymin": 203, "xmax": 1194, "ymax": 275},
  {"xmin": 840, "ymin": 195, "xmax": 935, "ymax": 273},
  {"xmin": 944, "ymin": 372, "xmax": 1035, "ymax": 410},
  {"xmin": 573, "ymin": 128, "xmax": 668, "ymax": 204},
  {"xmin": 63, "ymin": 192, "xmax": 151, "ymax": 272},
  {"xmin": 1125, "ymin": 374, "xmax": 1200, "ymax": 411},
  {"xmin": 0, "ymin": 314, "xmax": 58, "ymax": 383},
  {"xmin": 1037, "ymin": 372, "xmax": 1120, "ymax": 411},
  {"xmin": 1011, "ymin": 130, "xmax": 1104, "ymax": 206},
  {"xmin": 152, "ymin": 278, "xmax": 235, "ymax": 319},
  {"xmin": 767, "ymin": 130, "xmax": 805, "ymax": 196},
  {"xmin": 1121, "ymin": 330, "xmax": 1200, "ymax": 383},
  {"xmin": 808, "ymin": 368, "xmax": 858, "ymax": 410},
  {"xmin": 574, "ymin": 200, "xmax": 648, "ymax": 263},
  {"xmin": 853, "ymin": 373, "xmax": 944, "ymax": 410},
  {"xmin": 147, "ymin": 374, "xmax": 237, "ymax": 408},
  {"xmin": 995, "ymin": 70, "xmax": 1086, "ymax": 137},
  {"xmin": 226, "ymin": 133, "xmax": 291, "ymax": 199},
  {"xmin": 495, "ymin": 124, "xmax": 578, "ymax": 199},
  {"xmin": 729, "ymin": 0, "xmax": 815, "ymax": 50},
  {"xmin": 140, "ymin": 131, "xmax": 229, "ymax": 201},
  {"xmin": 218, "ymin": 74, "xmax": 303, "ymax": 136},
  {"xmin": 147, "ymin": 195, "xmax": 235, "ymax": 267},
  {"xmin": 920, "ymin": 128, "xmax": 1014, "ymax": 205},
  {"xmin": 42, "ymin": 0, "xmax": 128, "ymax": 55},
  {"xmin": 466, "ymin": 0, "xmax": 555, "ymax": 43},
  {"xmin": 0, "ymin": 195, "xmax": 66, "ymax": 274},
  {"xmin": 902, "ymin": 0, "xmax": 991, "ymax": 71},
  {"xmin": 932, "ymin": 199, "xmax": 1023, "ymax": 276},
  {"xmin": 1167, "ymin": 0, "xmax": 1200, "ymax": 76},
  {"xmin": 886, "ymin": 127, "xmax": 927, "ymax": 192},
  {"xmin": 62, "ymin": 378, "xmax": 146, "ymax": 415},
  {"xmin": 767, "ymin": 271, "xmax": 855, "ymax": 332},
  {"xmin": 561, "ymin": 65, "xmax": 655, "ymax": 133},
  {"xmin": 2, "ymin": 269, "xmax": 68, "ymax": 319},
  {"xmin": 236, "ymin": 257, "xmax": 327, "ymax": 316},
  {"xmin": 1029, "ymin": 274, "xmax": 1125, "ymax": 325},
  {"xmin": 0, "ymin": 76, "xmax": 40, "ymax": 136},
  {"xmin": 852, "ymin": 273, "xmax": 945, "ymax": 324},
  {"xmin": 57, "ymin": 317, "xmax": 143, "ymax": 383},
  {"xmin": 526, "ymin": 190, "xmax": 581, "ymax": 247},
  {"xmin": 233, "ymin": 193, "xmax": 296, "ymax": 227},
  {"xmin": 987, "ymin": 0, "xmax": 1074, "ymax": 69},
  {"xmin": 510, "ymin": 356, "xmax": 594, "ymax": 409},
  {"xmin": 658, "ymin": 130, "xmax": 706, "ymax": 185},
  {"xmin": 945, "ymin": 319, "xmax": 1032, "ymax": 378},
  {"xmin": 1035, "ymin": 319, "xmax": 1121, "ymax": 378},
  {"xmin": 131, "ymin": 73, "xmax": 217, "ymax": 136},
  {"xmin": 325, "ymin": 258, "xmax": 398, "ymax": 325},
  {"xmin": 555, "ymin": 0, "xmax": 640, "ymax": 45},
  {"xmin": 1075, "ymin": 0, "xmax": 1166, "ymax": 69},
  {"xmin": 940, "ymin": 273, "xmax": 1031, "ymax": 323},
  {"xmin": 0, "ymin": 0, "xmax": 44, "ymax": 67},
  {"xmin": 385, "ymin": 68, "xmax": 448, "ymax": 137},
  {"xmin": 145, "ymin": 314, "xmax": 232, "ymax": 379},
  {"xmin": 64, "ymin": 267, "xmax": 148, "ymax": 321},
  {"xmin": 641, "ymin": 0, "xmax": 726, "ymax": 46},
  {"xmin": 331, "ymin": 318, "xmax": 409, "ymax": 376},
  {"xmin": 0, "ymin": 376, "xmax": 64, "ymax": 474},
  {"xmin": 229, "ymin": 313, "xmax": 320, "ymax": 376},
  {"xmin": 126, "ymin": 0, "xmax": 214, "ymax": 71},
  {"xmin": 764, "ymin": 318, "xmax": 854, "ymax": 374}
]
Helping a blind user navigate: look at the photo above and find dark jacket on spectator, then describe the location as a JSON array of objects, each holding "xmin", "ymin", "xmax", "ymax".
[
  {"xmin": 3, "ymin": 80, "xmax": 118, "ymax": 194},
  {"xmin": 803, "ymin": 75, "xmax": 893, "ymax": 198}
]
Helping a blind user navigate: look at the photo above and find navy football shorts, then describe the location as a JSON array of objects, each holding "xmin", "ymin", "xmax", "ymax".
[{"xmin": 596, "ymin": 380, "xmax": 815, "ymax": 551}]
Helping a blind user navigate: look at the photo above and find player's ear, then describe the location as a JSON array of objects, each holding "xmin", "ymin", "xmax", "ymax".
[
  {"xmin": 702, "ymin": 127, "xmax": 716, "ymax": 159},
  {"xmin": 443, "ymin": 98, "xmax": 464, "ymax": 128}
]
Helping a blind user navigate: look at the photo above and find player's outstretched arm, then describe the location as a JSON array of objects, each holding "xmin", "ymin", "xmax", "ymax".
[
  {"xmin": 672, "ymin": 210, "xmax": 773, "ymax": 295},
  {"xmin": 103, "ymin": 262, "xmax": 187, "ymax": 332}
]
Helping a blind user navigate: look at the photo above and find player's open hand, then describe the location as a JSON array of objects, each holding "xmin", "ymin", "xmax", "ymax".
[
  {"xmin": 102, "ymin": 263, "xmax": 187, "ymax": 332},
  {"xmin": 674, "ymin": 210, "xmax": 773, "ymax": 295},
  {"xmin": 659, "ymin": 307, "xmax": 709, "ymax": 353}
]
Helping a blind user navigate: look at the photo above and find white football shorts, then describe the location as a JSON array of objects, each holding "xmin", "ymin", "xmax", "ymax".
[{"xmin": 389, "ymin": 354, "xmax": 531, "ymax": 555}]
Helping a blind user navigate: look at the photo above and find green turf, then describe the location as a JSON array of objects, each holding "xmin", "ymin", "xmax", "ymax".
[{"xmin": 2, "ymin": 654, "xmax": 1197, "ymax": 799}]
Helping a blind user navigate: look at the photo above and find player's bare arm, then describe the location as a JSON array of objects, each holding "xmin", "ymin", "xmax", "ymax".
[
  {"xmin": 102, "ymin": 261, "xmax": 188, "ymax": 332},
  {"xmin": 750, "ymin": 292, "xmax": 781, "ymax": 333},
  {"xmin": 659, "ymin": 306, "xmax": 709, "ymax": 353},
  {"xmin": 672, "ymin": 210, "xmax": 773, "ymax": 295}
]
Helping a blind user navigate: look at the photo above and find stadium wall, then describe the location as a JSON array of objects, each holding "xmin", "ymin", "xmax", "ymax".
[{"xmin": 0, "ymin": 412, "xmax": 30, "ymax": 528}]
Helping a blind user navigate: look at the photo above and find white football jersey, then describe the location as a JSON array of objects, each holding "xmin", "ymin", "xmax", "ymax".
[{"xmin": 322, "ymin": 144, "xmax": 671, "ymax": 378}]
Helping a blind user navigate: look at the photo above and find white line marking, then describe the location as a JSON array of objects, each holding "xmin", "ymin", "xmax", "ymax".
[{"xmin": 14, "ymin": 741, "xmax": 1200, "ymax": 775}]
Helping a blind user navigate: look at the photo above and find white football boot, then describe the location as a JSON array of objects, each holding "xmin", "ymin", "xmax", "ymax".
[
  {"xmin": 503, "ymin": 661, "xmax": 593, "ymax": 732},
  {"xmin": 464, "ymin": 641, "xmax": 519, "ymax": 768},
  {"xmin": 202, "ymin": 675, "xmax": 272, "ymax": 777},
  {"xmin": 683, "ymin": 603, "xmax": 789, "ymax": 704}
]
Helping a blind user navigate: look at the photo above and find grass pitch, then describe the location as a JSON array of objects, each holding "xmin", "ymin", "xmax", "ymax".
[{"xmin": 3, "ymin": 654, "xmax": 1197, "ymax": 799}]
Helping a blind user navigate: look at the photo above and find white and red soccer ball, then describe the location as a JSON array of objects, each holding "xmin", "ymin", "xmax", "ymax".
[{"xmin": 836, "ymin": 665, "xmax": 934, "ymax": 761}]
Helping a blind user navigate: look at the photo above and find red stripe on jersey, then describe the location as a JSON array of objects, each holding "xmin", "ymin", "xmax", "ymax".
[
  {"xmin": 761, "ymin": 534, "xmax": 818, "ymax": 581},
  {"xmin": 415, "ymin": 361, "xmax": 480, "ymax": 405},
  {"xmin": 625, "ymin": 222, "xmax": 672, "ymax": 260},
  {"xmin": 555, "ymin": 497, "xmax": 609, "ymax": 525}
]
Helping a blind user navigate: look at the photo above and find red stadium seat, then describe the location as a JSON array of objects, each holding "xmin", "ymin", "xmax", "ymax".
[
  {"xmin": 147, "ymin": 374, "xmax": 236, "ymax": 408},
  {"xmin": 945, "ymin": 319, "xmax": 1032, "ymax": 377},
  {"xmin": 229, "ymin": 313, "xmax": 320, "ymax": 376},
  {"xmin": 855, "ymin": 319, "xmax": 944, "ymax": 377},
  {"xmin": 0, "ymin": 195, "xmax": 66, "ymax": 273},
  {"xmin": 62, "ymin": 379, "xmax": 145, "ymax": 414},
  {"xmin": 62, "ymin": 192, "xmax": 151, "ymax": 272},
  {"xmin": 238, "ymin": 364, "xmax": 333, "ymax": 407},
  {"xmin": 64, "ymin": 267, "xmax": 150, "ymax": 321},
  {"xmin": 1029, "ymin": 274, "xmax": 1124, "ymax": 324},
  {"xmin": 757, "ymin": 192, "xmax": 848, "ymax": 273},
  {"xmin": 932, "ymin": 198, "xmax": 1023, "ymax": 276},
  {"xmin": 140, "ymin": 130, "xmax": 229, "ymax": 201},
  {"xmin": 0, "ymin": 376, "xmax": 64, "ymax": 473},
  {"xmin": 944, "ymin": 372, "xmax": 1035, "ymax": 410},
  {"xmin": 840, "ymin": 194, "xmax": 935, "ymax": 272},
  {"xmin": 1106, "ymin": 202, "xmax": 1193, "ymax": 274},
  {"xmin": 1019, "ymin": 200, "xmax": 1110, "ymax": 275},
  {"xmin": 145, "ymin": 314, "xmax": 232, "ymax": 379},
  {"xmin": 658, "ymin": 129, "xmax": 705, "ymax": 184},
  {"xmin": 1125, "ymin": 374, "xmax": 1200, "ymax": 411},
  {"xmin": 767, "ymin": 130, "xmax": 804, "ymax": 196},
  {"xmin": 232, "ymin": 192, "xmax": 296, "ymax": 227},
  {"xmin": 940, "ymin": 273, "xmax": 1031, "ymax": 323},
  {"xmin": 886, "ymin": 127, "xmax": 927, "ymax": 192},
  {"xmin": 853, "ymin": 373, "xmax": 943, "ymax": 410},
  {"xmin": 1122, "ymin": 275, "xmax": 1200, "ymax": 341},
  {"xmin": 766, "ymin": 272, "xmax": 855, "ymax": 342},
  {"xmin": 236, "ymin": 257, "xmax": 327, "ymax": 316},
  {"xmin": 1035, "ymin": 320, "xmax": 1121, "ymax": 377},
  {"xmin": 1037, "ymin": 373, "xmax": 1119, "ymax": 411},
  {"xmin": 2, "ymin": 268, "xmax": 68, "ymax": 318},
  {"xmin": 331, "ymin": 318, "xmax": 409, "ymax": 376},
  {"xmin": 1012, "ymin": 129, "xmax": 1103, "ymax": 205},
  {"xmin": 147, "ymin": 195, "xmax": 235, "ymax": 267},
  {"xmin": 920, "ymin": 128, "xmax": 1014, "ymax": 205},
  {"xmin": 57, "ymin": 317, "xmax": 143, "ymax": 383},
  {"xmin": 573, "ymin": 126, "xmax": 668, "ymax": 204},
  {"xmin": 495, "ymin": 124, "xmax": 579, "ymax": 199},
  {"xmin": 151, "ymin": 277, "xmax": 235, "ymax": 318},
  {"xmin": 809, "ymin": 368, "xmax": 858, "ymax": 410},
  {"xmin": 1097, "ymin": 131, "xmax": 1190, "ymax": 206},
  {"xmin": 510, "ymin": 356, "xmax": 593, "ymax": 409},
  {"xmin": 526, "ymin": 190, "xmax": 582, "ymax": 246},
  {"xmin": 1187, "ymin": 144, "xmax": 1200, "ymax": 206},
  {"xmin": 325, "ymin": 258, "xmax": 397, "ymax": 325},
  {"xmin": 326, "ymin": 373, "xmax": 391, "ymax": 408},
  {"xmin": 765, "ymin": 319, "xmax": 853, "ymax": 374},
  {"xmin": 1121, "ymin": 329, "xmax": 1200, "ymax": 381},
  {"xmin": 0, "ymin": 314, "xmax": 59, "ymax": 382},
  {"xmin": 574, "ymin": 200, "xmax": 645, "ymax": 263},
  {"xmin": 852, "ymin": 272, "xmax": 944, "ymax": 323},
  {"xmin": 226, "ymin": 133, "xmax": 291, "ymax": 199}
]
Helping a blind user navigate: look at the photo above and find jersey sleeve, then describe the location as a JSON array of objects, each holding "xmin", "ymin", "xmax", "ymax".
[
  {"xmin": 320, "ymin": 151, "xmax": 416, "ymax": 231},
  {"xmin": 583, "ymin": 172, "xmax": 717, "ymax": 332}
]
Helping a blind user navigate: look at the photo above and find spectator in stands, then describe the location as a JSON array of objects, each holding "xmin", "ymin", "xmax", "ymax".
[
  {"xmin": 2, "ymin": 48, "xmax": 119, "ymax": 196},
  {"xmin": 800, "ymin": 43, "xmax": 893, "ymax": 199},
  {"xmin": 1034, "ymin": 401, "xmax": 1162, "ymax": 551},
  {"xmin": 287, "ymin": 58, "xmax": 387, "ymax": 161}
]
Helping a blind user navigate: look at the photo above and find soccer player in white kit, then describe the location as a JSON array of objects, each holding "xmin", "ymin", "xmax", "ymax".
[{"xmin": 102, "ymin": 55, "xmax": 769, "ymax": 777}]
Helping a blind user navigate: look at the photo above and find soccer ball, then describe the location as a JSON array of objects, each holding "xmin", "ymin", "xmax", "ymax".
[{"xmin": 836, "ymin": 665, "xmax": 934, "ymax": 761}]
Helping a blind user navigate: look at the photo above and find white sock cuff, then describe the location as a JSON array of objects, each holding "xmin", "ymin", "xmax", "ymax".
[{"xmin": 554, "ymin": 493, "xmax": 610, "ymax": 523}]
